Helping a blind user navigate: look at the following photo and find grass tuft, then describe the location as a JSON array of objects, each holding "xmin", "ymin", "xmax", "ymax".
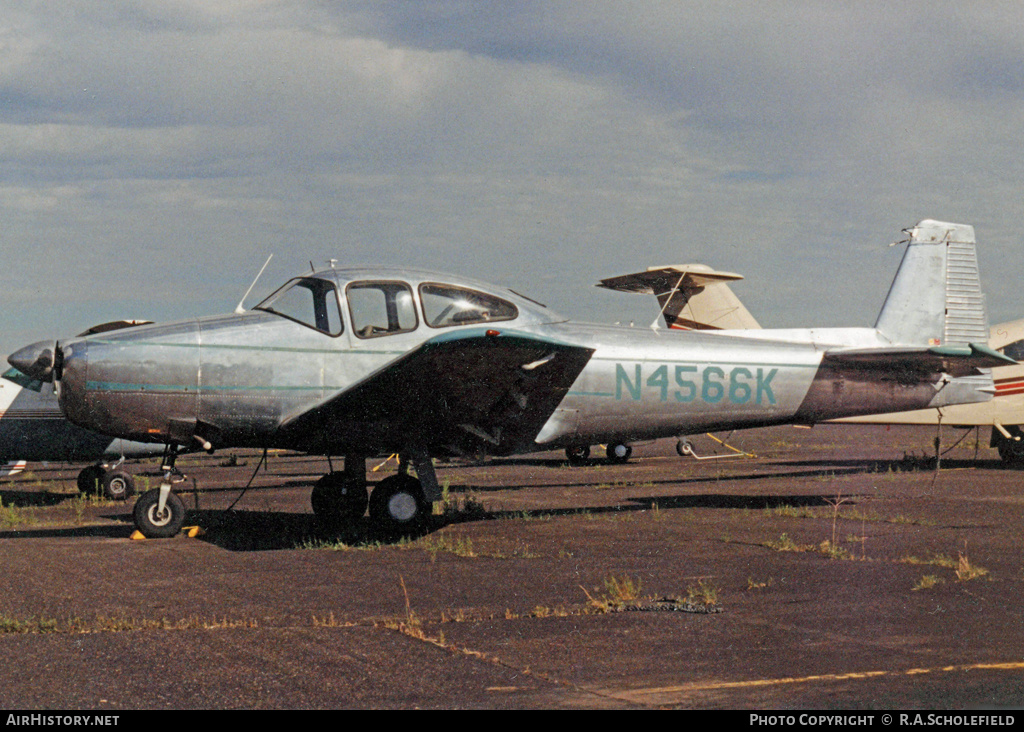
[
  {"xmin": 685, "ymin": 578, "xmax": 720, "ymax": 606},
  {"xmin": 955, "ymin": 552, "xmax": 989, "ymax": 582},
  {"xmin": 912, "ymin": 575, "xmax": 944, "ymax": 591}
]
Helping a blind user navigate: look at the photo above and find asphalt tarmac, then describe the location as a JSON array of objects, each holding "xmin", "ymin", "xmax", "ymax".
[{"xmin": 1, "ymin": 424, "xmax": 1023, "ymax": 710}]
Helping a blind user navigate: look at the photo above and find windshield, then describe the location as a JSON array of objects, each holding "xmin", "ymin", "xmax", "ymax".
[
  {"xmin": 255, "ymin": 277, "xmax": 343, "ymax": 336},
  {"xmin": 420, "ymin": 283, "xmax": 518, "ymax": 328}
]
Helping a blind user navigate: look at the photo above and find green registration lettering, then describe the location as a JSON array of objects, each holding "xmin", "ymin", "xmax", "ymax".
[
  {"xmin": 674, "ymin": 365, "xmax": 698, "ymax": 402},
  {"xmin": 757, "ymin": 368, "xmax": 778, "ymax": 405},
  {"xmin": 701, "ymin": 366, "xmax": 725, "ymax": 403},
  {"xmin": 616, "ymin": 363, "xmax": 642, "ymax": 401},
  {"xmin": 646, "ymin": 364, "xmax": 669, "ymax": 401},
  {"xmin": 729, "ymin": 367, "xmax": 753, "ymax": 404},
  {"xmin": 613, "ymin": 363, "xmax": 780, "ymax": 405}
]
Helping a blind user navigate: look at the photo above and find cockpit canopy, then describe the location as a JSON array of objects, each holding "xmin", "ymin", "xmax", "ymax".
[{"xmin": 254, "ymin": 269, "xmax": 559, "ymax": 337}]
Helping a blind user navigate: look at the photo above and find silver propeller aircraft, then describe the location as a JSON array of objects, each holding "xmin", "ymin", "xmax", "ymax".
[{"xmin": 8, "ymin": 219, "xmax": 1013, "ymax": 538}]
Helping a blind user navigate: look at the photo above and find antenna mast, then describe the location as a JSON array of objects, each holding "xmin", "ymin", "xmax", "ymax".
[{"xmin": 234, "ymin": 254, "xmax": 274, "ymax": 314}]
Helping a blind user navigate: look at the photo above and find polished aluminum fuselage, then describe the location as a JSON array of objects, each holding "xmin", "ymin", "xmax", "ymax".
[
  {"xmin": 54, "ymin": 267, "xmax": 992, "ymax": 458},
  {"xmin": 0, "ymin": 372, "xmax": 163, "ymax": 463}
]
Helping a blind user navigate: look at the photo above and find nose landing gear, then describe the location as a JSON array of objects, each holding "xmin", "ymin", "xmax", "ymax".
[{"xmin": 133, "ymin": 446, "xmax": 186, "ymax": 539}]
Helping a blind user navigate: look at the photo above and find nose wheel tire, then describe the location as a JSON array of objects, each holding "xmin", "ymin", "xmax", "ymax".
[
  {"xmin": 311, "ymin": 472, "xmax": 369, "ymax": 526},
  {"xmin": 133, "ymin": 489, "xmax": 186, "ymax": 539},
  {"xmin": 102, "ymin": 470, "xmax": 136, "ymax": 501},
  {"xmin": 369, "ymin": 474, "xmax": 429, "ymax": 535}
]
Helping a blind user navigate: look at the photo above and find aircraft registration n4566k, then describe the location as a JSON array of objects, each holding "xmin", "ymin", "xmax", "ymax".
[{"xmin": 9, "ymin": 219, "xmax": 1013, "ymax": 538}]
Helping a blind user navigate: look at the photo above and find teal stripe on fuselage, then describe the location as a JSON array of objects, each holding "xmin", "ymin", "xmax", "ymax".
[
  {"xmin": 88, "ymin": 338, "xmax": 404, "ymax": 358},
  {"xmin": 85, "ymin": 381, "xmax": 330, "ymax": 393}
]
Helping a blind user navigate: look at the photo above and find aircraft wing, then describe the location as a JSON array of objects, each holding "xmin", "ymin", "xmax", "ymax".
[
  {"xmin": 597, "ymin": 265, "xmax": 744, "ymax": 295},
  {"xmin": 597, "ymin": 264, "xmax": 761, "ymax": 330},
  {"xmin": 276, "ymin": 328, "xmax": 595, "ymax": 456},
  {"xmin": 823, "ymin": 342, "xmax": 1016, "ymax": 377}
]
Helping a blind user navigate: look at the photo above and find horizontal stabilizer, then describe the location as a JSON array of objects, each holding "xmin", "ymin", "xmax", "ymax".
[
  {"xmin": 277, "ymin": 328, "xmax": 594, "ymax": 456},
  {"xmin": 824, "ymin": 342, "xmax": 1015, "ymax": 377}
]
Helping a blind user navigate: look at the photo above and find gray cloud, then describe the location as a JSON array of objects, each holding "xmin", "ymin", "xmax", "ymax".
[{"xmin": 1, "ymin": 1, "xmax": 1023, "ymax": 357}]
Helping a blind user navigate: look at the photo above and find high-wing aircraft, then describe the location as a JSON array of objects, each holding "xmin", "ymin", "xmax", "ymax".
[
  {"xmin": 9, "ymin": 219, "xmax": 1013, "ymax": 538},
  {"xmin": 604, "ymin": 244, "xmax": 1024, "ymax": 466},
  {"xmin": 597, "ymin": 263, "xmax": 762, "ymax": 332},
  {"xmin": 0, "ymin": 321, "xmax": 166, "ymax": 498}
]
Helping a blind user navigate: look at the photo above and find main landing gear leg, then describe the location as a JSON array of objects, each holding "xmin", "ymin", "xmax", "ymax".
[
  {"xmin": 310, "ymin": 454, "xmax": 369, "ymax": 528},
  {"xmin": 368, "ymin": 451, "xmax": 435, "ymax": 536},
  {"xmin": 133, "ymin": 445, "xmax": 186, "ymax": 538}
]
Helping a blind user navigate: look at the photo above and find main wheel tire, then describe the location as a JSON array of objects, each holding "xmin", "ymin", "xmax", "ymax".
[
  {"xmin": 77, "ymin": 465, "xmax": 106, "ymax": 495},
  {"xmin": 369, "ymin": 475, "xmax": 428, "ymax": 535},
  {"xmin": 133, "ymin": 489, "xmax": 186, "ymax": 539},
  {"xmin": 606, "ymin": 442, "xmax": 632, "ymax": 464},
  {"xmin": 102, "ymin": 470, "xmax": 136, "ymax": 501},
  {"xmin": 565, "ymin": 445, "xmax": 590, "ymax": 466},
  {"xmin": 997, "ymin": 432, "xmax": 1024, "ymax": 466},
  {"xmin": 311, "ymin": 472, "xmax": 369, "ymax": 526}
]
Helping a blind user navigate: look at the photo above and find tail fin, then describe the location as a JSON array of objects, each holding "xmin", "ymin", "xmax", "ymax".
[
  {"xmin": 874, "ymin": 219, "xmax": 988, "ymax": 346},
  {"xmin": 597, "ymin": 264, "xmax": 761, "ymax": 330}
]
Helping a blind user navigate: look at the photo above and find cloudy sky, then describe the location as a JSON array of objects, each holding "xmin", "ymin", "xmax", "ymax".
[{"xmin": 2, "ymin": 1, "xmax": 1024, "ymax": 356}]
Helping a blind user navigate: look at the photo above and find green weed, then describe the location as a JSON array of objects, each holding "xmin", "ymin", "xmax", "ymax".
[
  {"xmin": 912, "ymin": 575, "xmax": 944, "ymax": 591},
  {"xmin": 686, "ymin": 578, "xmax": 720, "ymax": 606},
  {"xmin": 955, "ymin": 552, "xmax": 989, "ymax": 582}
]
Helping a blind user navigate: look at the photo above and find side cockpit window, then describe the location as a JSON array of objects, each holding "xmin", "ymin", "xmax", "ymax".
[
  {"xmin": 420, "ymin": 283, "xmax": 518, "ymax": 328},
  {"xmin": 255, "ymin": 277, "xmax": 343, "ymax": 336},
  {"xmin": 348, "ymin": 281, "xmax": 418, "ymax": 338},
  {"xmin": 1000, "ymin": 339, "xmax": 1024, "ymax": 362}
]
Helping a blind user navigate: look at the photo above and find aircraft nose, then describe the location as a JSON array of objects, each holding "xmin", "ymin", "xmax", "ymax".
[{"xmin": 7, "ymin": 340, "xmax": 56, "ymax": 382}]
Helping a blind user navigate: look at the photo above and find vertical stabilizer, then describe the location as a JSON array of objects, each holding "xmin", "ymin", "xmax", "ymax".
[{"xmin": 874, "ymin": 220, "xmax": 988, "ymax": 347}]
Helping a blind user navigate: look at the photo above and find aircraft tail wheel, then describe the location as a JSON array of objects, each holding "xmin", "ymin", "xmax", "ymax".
[
  {"xmin": 77, "ymin": 465, "xmax": 106, "ymax": 495},
  {"xmin": 676, "ymin": 439, "xmax": 693, "ymax": 457},
  {"xmin": 565, "ymin": 445, "xmax": 590, "ymax": 466},
  {"xmin": 102, "ymin": 470, "xmax": 136, "ymax": 501},
  {"xmin": 369, "ymin": 475, "xmax": 428, "ymax": 535},
  {"xmin": 606, "ymin": 442, "xmax": 632, "ymax": 464},
  {"xmin": 133, "ymin": 489, "xmax": 186, "ymax": 539},
  {"xmin": 311, "ymin": 472, "xmax": 369, "ymax": 526}
]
